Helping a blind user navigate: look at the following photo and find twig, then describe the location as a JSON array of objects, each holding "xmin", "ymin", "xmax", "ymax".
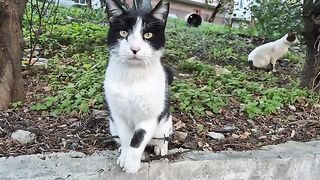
[
  {"xmin": 142, "ymin": 149, "xmax": 194, "ymax": 163},
  {"xmin": 288, "ymin": 120, "xmax": 319, "ymax": 125}
]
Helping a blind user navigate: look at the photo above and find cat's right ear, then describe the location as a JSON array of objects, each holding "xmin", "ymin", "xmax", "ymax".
[{"xmin": 106, "ymin": 0, "xmax": 126, "ymax": 19}]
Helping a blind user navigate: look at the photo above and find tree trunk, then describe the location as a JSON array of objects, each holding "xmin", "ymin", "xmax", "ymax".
[
  {"xmin": 86, "ymin": 0, "xmax": 92, "ymax": 9},
  {"xmin": 0, "ymin": 0, "xmax": 27, "ymax": 109},
  {"xmin": 208, "ymin": 1, "xmax": 222, "ymax": 23},
  {"xmin": 133, "ymin": 0, "xmax": 152, "ymax": 11},
  {"xmin": 300, "ymin": 0, "xmax": 320, "ymax": 92}
]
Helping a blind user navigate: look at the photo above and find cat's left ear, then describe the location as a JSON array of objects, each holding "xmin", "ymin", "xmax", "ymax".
[
  {"xmin": 150, "ymin": 0, "xmax": 170, "ymax": 22},
  {"xmin": 106, "ymin": 0, "xmax": 126, "ymax": 19},
  {"xmin": 286, "ymin": 32, "xmax": 297, "ymax": 42}
]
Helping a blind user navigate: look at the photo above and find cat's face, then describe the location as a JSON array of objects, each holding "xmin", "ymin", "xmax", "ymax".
[
  {"xmin": 286, "ymin": 32, "xmax": 299, "ymax": 44},
  {"xmin": 106, "ymin": 0, "xmax": 169, "ymax": 65}
]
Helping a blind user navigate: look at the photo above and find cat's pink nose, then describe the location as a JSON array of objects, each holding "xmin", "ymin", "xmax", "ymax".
[{"xmin": 131, "ymin": 48, "xmax": 140, "ymax": 54}]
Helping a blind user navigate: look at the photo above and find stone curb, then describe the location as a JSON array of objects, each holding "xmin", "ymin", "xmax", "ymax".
[{"xmin": 0, "ymin": 141, "xmax": 319, "ymax": 180}]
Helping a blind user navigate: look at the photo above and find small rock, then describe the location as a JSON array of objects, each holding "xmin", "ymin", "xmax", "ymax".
[
  {"xmin": 288, "ymin": 105, "xmax": 296, "ymax": 111},
  {"xmin": 251, "ymin": 128, "xmax": 258, "ymax": 134},
  {"xmin": 205, "ymin": 111, "xmax": 214, "ymax": 117},
  {"xmin": 258, "ymin": 135, "xmax": 267, "ymax": 140},
  {"xmin": 174, "ymin": 131, "xmax": 188, "ymax": 142},
  {"xmin": 290, "ymin": 130, "xmax": 296, "ymax": 138},
  {"xmin": 11, "ymin": 130, "xmax": 36, "ymax": 144},
  {"xmin": 178, "ymin": 73, "xmax": 191, "ymax": 77},
  {"xmin": 240, "ymin": 132, "xmax": 251, "ymax": 139},
  {"xmin": 214, "ymin": 125, "xmax": 236, "ymax": 133},
  {"xmin": 197, "ymin": 141, "xmax": 204, "ymax": 147},
  {"xmin": 231, "ymin": 134, "xmax": 240, "ymax": 139},
  {"xmin": 271, "ymin": 135, "xmax": 279, "ymax": 140},
  {"xmin": 277, "ymin": 128, "xmax": 285, "ymax": 133},
  {"xmin": 69, "ymin": 142, "xmax": 79, "ymax": 150},
  {"xmin": 69, "ymin": 151, "xmax": 85, "ymax": 158},
  {"xmin": 70, "ymin": 122, "xmax": 82, "ymax": 128},
  {"xmin": 247, "ymin": 119, "xmax": 255, "ymax": 125},
  {"xmin": 287, "ymin": 115, "xmax": 296, "ymax": 121},
  {"xmin": 42, "ymin": 86, "xmax": 51, "ymax": 92},
  {"xmin": 92, "ymin": 109, "xmax": 108, "ymax": 119},
  {"xmin": 208, "ymin": 132, "xmax": 225, "ymax": 140}
]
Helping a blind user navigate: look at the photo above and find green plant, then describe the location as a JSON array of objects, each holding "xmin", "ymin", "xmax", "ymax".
[
  {"xmin": 22, "ymin": 8, "xmax": 320, "ymax": 119},
  {"xmin": 251, "ymin": 0, "xmax": 302, "ymax": 38}
]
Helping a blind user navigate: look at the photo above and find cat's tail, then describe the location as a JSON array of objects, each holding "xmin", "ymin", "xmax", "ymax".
[{"xmin": 248, "ymin": 60, "xmax": 255, "ymax": 70}]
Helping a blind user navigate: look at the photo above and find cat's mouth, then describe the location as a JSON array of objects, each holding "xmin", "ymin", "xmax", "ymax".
[{"xmin": 129, "ymin": 55, "xmax": 142, "ymax": 60}]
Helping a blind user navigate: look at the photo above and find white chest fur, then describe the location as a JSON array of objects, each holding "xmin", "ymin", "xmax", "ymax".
[{"xmin": 104, "ymin": 59, "xmax": 166, "ymax": 126}]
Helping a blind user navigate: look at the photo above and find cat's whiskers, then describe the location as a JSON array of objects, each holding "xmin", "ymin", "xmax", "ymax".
[{"xmin": 142, "ymin": 59, "xmax": 150, "ymax": 73}]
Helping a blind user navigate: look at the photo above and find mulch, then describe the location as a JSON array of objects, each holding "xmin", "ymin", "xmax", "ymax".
[
  {"xmin": 1, "ymin": 93, "xmax": 319, "ymax": 157},
  {"xmin": 0, "ymin": 62, "xmax": 320, "ymax": 158}
]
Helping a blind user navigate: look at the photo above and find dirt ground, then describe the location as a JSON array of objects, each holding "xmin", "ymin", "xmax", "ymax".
[{"xmin": 1, "ymin": 65, "xmax": 319, "ymax": 157}]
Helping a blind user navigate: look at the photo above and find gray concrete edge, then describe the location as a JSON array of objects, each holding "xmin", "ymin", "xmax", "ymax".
[{"xmin": 0, "ymin": 140, "xmax": 319, "ymax": 180}]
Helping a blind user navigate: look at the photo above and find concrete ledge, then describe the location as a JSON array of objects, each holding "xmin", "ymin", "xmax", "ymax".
[{"xmin": 0, "ymin": 141, "xmax": 319, "ymax": 180}]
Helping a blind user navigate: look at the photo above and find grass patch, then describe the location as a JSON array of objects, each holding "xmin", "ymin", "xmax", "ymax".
[{"xmin": 23, "ymin": 6, "xmax": 320, "ymax": 118}]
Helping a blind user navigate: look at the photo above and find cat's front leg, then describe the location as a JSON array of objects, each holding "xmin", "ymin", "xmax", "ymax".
[
  {"xmin": 122, "ymin": 120, "xmax": 157, "ymax": 173},
  {"xmin": 110, "ymin": 117, "xmax": 132, "ymax": 168},
  {"xmin": 151, "ymin": 115, "xmax": 172, "ymax": 156},
  {"xmin": 270, "ymin": 59, "xmax": 277, "ymax": 72}
]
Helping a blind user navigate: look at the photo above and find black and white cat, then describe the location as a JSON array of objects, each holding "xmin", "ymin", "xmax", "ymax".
[
  {"xmin": 104, "ymin": 0, "xmax": 173, "ymax": 173},
  {"xmin": 248, "ymin": 32, "xmax": 299, "ymax": 72}
]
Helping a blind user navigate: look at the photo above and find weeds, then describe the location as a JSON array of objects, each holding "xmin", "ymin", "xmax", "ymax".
[{"xmin": 23, "ymin": 6, "xmax": 319, "ymax": 118}]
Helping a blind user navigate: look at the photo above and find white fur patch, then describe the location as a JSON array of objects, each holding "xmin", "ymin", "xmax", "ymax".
[
  {"xmin": 104, "ymin": 17, "xmax": 171, "ymax": 173},
  {"xmin": 248, "ymin": 33, "xmax": 299, "ymax": 70}
]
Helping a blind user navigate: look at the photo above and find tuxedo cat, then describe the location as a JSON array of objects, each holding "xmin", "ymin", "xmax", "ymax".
[
  {"xmin": 248, "ymin": 32, "xmax": 299, "ymax": 72},
  {"xmin": 104, "ymin": 0, "xmax": 173, "ymax": 173}
]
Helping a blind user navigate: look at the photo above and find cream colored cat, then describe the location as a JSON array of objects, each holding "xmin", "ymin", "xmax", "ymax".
[{"xmin": 248, "ymin": 32, "xmax": 299, "ymax": 72}]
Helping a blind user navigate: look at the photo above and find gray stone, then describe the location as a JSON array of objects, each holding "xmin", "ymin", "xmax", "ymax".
[
  {"xmin": 277, "ymin": 128, "xmax": 285, "ymax": 133},
  {"xmin": 214, "ymin": 125, "xmax": 236, "ymax": 133},
  {"xmin": 92, "ymin": 109, "xmax": 108, "ymax": 119},
  {"xmin": 11, "ymin": 130, "xmax": 36, "ymax": 144},
  {"xmin": 174, "ymin": 131, "xmax": 188, "ymax": 142},
  {"xmin": 207, "ymin": 132, "xmax": 225, "ymax": 140},
  {"xmin": 247, "ymin": 119, "xmax": 255, "ymax": 125},
  {"xmin": 289, "ymin": 105, "xmax": 297, "ymax": 111},
  {"xmin": 0, "ymin": 141, "xmax": 320, "ymax": 179}
]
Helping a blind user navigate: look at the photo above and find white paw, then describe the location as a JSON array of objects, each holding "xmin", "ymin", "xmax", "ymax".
[
  {"xmin": 272, "ymin": 69, "xmax": 277, "ymax": 72},
  {"xmin": 118, "ymin": 146, "xmax": 122, "ymax": 152},
  {"xmin": 122, "ymin": 158, "xmax": 140, "ymax": 173},
  {"xmin": 117, "ymin": 148, "xmax": 142, "ymax": 173},
  {"xmin": 141, "ymin": 152, "xmax": 146, "ymax": 161},
  {"xmin": 154, "ymin": 144, "xmax": 168, "ymax": 156},
  {"xmin": 117, "ymin": 149, "xmax": 126, "ymax": 168}
]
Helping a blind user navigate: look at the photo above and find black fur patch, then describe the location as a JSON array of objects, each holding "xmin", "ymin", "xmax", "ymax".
[
  {"xmin": 248, "ymin": 60, "xmax": 254, "ymax": 69},
  {"xmin": 130, "ymin": 129, "xmax": 146, "ymax": 148},
  {"xmin": 286, "ymin": 33, "xmax": 296, "ymax": 42},
  {"xmin": 157, "ymin": 65, "xmax": 173, "ymax": 123},
  {"xmin": 163, "ymin": 65, "xmax": 174, "ymax": 85}
]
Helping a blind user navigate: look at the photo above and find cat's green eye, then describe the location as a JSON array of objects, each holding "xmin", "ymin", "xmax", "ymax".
[
  {"xmin": 143, "ymin": 32, "xmax": 153, "ymax": 39},
  {"xmin": 119, "ymin": 30, "xmax": 128, "ymax": 38}
]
